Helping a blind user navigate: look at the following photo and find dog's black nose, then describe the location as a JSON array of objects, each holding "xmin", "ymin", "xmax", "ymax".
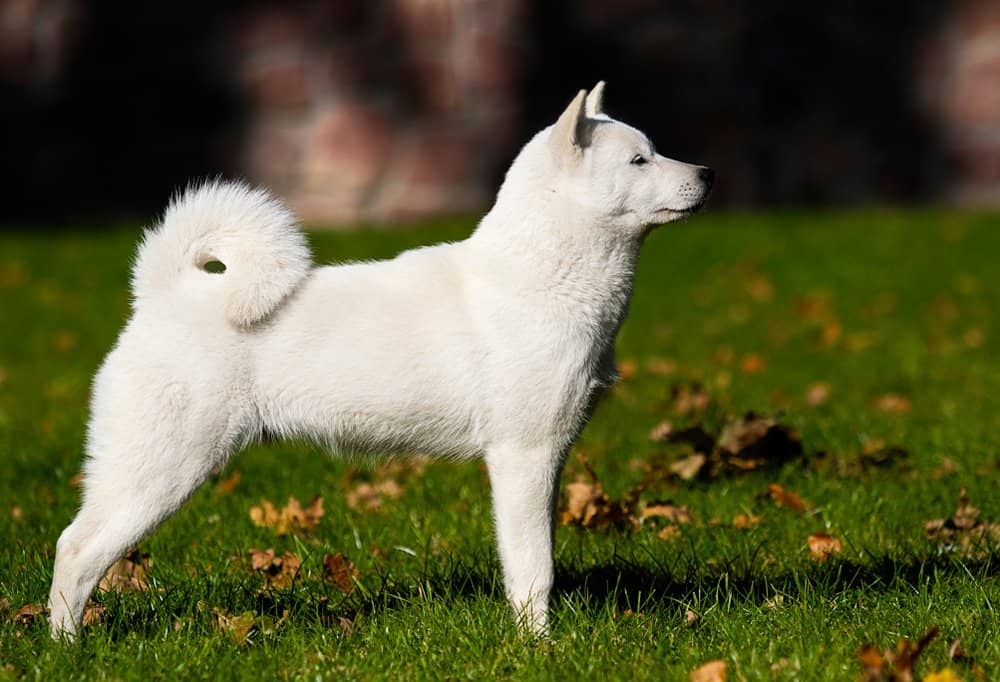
[{"xmin": 698, "ymin": 166, "xmax": 715, "ymax": 189}]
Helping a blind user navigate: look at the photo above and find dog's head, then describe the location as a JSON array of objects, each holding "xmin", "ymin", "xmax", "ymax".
[{"xmin": 543, "ymin": 82, "xmax": 713, "ymax": 233}]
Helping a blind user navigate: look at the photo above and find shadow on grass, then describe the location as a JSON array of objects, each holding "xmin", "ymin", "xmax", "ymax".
[{"xmin": 31, "ymin": 549, "xmax": 996, "ymax": 645}]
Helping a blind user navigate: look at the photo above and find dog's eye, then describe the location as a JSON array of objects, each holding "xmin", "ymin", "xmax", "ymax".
[{"xmin": 630, "ymin": 154, "xmax": 647, "ymax": 166}]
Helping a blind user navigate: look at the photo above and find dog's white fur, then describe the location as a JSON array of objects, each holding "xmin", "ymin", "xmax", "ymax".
[{"xmin": 48, "ymin": 82, "xmax": 712, "ymax": 638}]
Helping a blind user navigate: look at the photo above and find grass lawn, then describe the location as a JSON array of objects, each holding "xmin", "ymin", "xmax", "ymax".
[{"xmin": 1, "ymin": 210, "xmax": 998, "ymax": 680}]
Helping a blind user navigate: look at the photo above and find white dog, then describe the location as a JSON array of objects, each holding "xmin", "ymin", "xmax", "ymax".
[{"xmin": 48, "ymin": 82, "xmax": 713, "ymax": 638}]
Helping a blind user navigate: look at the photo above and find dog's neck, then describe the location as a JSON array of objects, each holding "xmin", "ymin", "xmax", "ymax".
[{"xmin": 471, "ymin": 191, "xmax": 643, "ymax": 338}]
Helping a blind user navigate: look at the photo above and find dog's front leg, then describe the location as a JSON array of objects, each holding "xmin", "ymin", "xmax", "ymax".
[{"xmin": 486, "ymin": 444, "xmax": 564, "ymax": 635}]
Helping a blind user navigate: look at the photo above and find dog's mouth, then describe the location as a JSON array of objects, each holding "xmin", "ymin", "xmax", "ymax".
[{"xmin": 655, "ymin": 199, "xmax": 707, "ymax": 216}]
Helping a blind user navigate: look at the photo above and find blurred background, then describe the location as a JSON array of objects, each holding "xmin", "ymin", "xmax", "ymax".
[{"xmin": 1, "ymin": 0, "xmax": 997, "ymax": 227}]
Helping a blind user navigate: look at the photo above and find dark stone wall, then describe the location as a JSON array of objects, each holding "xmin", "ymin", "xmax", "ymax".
[{"xmin": 0, "ymin": 0, "xmax": 993, "ymax": 227}]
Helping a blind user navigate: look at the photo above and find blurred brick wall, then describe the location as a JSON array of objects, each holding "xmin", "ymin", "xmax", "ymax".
[
  {"xmin": 4, "ymin": 0, "xmax": 1000, "ymax": 225},
  {"xmin": 919, "ymin": 0, "xmax": 1000, "ymax": 204},
  {"xmin": 233, "ymin": 0, "xmax": 523, "ymax": 222}
]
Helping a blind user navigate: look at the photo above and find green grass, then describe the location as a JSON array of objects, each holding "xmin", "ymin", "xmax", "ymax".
[{"xmin": 1, "ymin": 210, "xmax": 998, "ymax": 680}]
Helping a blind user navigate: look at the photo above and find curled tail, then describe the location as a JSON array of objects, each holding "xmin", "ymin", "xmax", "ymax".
[{"xmin": 131, "ymin": 180, "xmax": 312, "ymax": 327}]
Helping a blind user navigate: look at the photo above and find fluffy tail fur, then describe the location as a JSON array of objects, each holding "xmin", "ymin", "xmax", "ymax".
[{"xmin": 131, "ymin": 180, "xmax": 312, "ymax": 327}]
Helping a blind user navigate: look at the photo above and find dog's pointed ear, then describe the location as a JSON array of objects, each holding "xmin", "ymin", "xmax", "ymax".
[
  {"xmin": 551, "ymin": 89, "xmax": 591, "ymax": 156},
  {"xmin": 585, "ymin": 81, "xmax": 606, "ymax": 117}
]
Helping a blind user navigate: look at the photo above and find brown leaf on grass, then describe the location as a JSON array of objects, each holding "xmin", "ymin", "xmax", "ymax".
[
  {"xmin": 12, "ymin": 603, "xmax": 46, "ymax": 626},
  {"xmin": 739, "ymin": 353, "xmax": 766, "ymax": 374},
  {"xmin": 666, "ymin": 425, "xmax": 717, "ymax": 455},
  {"xmin": 716, "ymin": 413, "xmax": 803, "ymax": 471},
  {"xmin": 684, "ymin": 609, "xmax": 700, "ymax": 626},
  {"xmin": 617, "ymin": 358, "xmax": 638, "ymax": 380},
  {"xmin": 249, "ymin": 495, "xmax": 324, "ymax": 535},
  {"xmin": 68, "ymin": 472, "xmax": 85, "ymax": 489},
  {"xmin": 670, "ymin": 382, "xmax": 710, "ymax": 415},
  {"xmin": 657, "ymin": 525, "xmax": 682, "ymax": 540},
  {"xmin": 669, "ymin": 453, "xmax": 708, "ymax": 481},
  {"xmin": 248, "ymin": 548, "xmax": 302, "ymax": 590},
  {"xmin": 642, "ymin": 501, "xmax": 692, "ymax": 524},
  {"xmin": 874, "ymin": 394, "xmax": 912, "ymax": 414},
  {"xmin": 857, "ymin": 645, "xmax": 888, "ymax": 682},
  {"xmin": 346, "ymin": 480, "xmax": 403, "ymax": 511},
  {"xmin": 10, "ymin": 506, "xmax": 22, "ymax": 521},
  {"xmin": 99, "ymin": 549, "xmax": 151, "ymax": 592},
  {"xmin": 806, "ymin": 382, "xmax": 831, "ymax": 406},
  {"xmin": 860, "ymin": 440, "xmax": 909, "ymax": 468},
  {"xmin": 857, "ymin": 626, "xmax": 940, "ymax": 682},
  {"xmin": 323, "ymin": 553, "xmax": 361, "ymax": 593},
  {"xmin": 661, "ymin": 413, "xmax": 804, "ymax": 481},
  {"xmin": 925, "ymin": 488, "xmax": 1000, "ymax": 556},
  {"xmin": 648, "ymin": 420, "xmax": 674, "ymax": 442},
  {"xmin": 746, "ymin": 274, "xmax": 774, "ymax": 302},
  {"xmin": 211, "ymin": 608, "xmax": 259, "ymax": 645},
  {"xmin": 732, "ymin": 513, "xmax": 763, "ymax": 529},
  {"xmin": 767, "ymin": 483, "xmax": 813, "ymax": 513},
  {"xmin": 82, "ymin": 604, "xmax": 106, "ymax": 626},
  {"xmin": 807, "ymin": 532, "xmax": 843, "ymax": 561},
  {"xmin": 214, "ymin": 470, "xmax": 241, "ymax": 495},
  {"xmin": 647, "ymin": 356, "xmax": 678, "ymax": 376},
  {"xmin": 559, "ymin": 456, "xmax": 637, "ymax": 529},
  {"xmin": 689, "ymin": 659, "xmax": 727, "ymax": 682},
  {"xmin": 946, "ymin": 639, "xmax": 967, "ymax": 662},
  {"xmin": 560, "ymin": 481, "xmax": 634, "ymax": 529}
]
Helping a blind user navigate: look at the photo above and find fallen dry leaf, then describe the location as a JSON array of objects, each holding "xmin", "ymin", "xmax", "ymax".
[
  {"xmin": 617, "ymin": 358, "xmax": 638, "ymax": 380},
  {"xmin": 669, "ymin": 453, "xmax": 708, "ymax": 481},
  {"xmin": 248, "ymin": 548, "xmax": 302, "ymax": 589},
  {"xmin": 214, "ymin": 470, "xmax": 241, "ymax": 495},
  {"xmin": 99, "ymin": 549, "xmax": 151, "ymax": 592},
  {"xmin": 746, "ymin": 274, "xmax": 774, "ymax": 302},
  {"xmin": 857, "ymin": 626, "xmax": 940, "ymax": 682},
  {"xmin": 559, "ymin": 456, "xmax": 637, "ymax": 529},
  {"xmin": 647, "ymin": 356, "xmax": 678, "ymax": 376},
  {"xmin": 10, "ymin": 506, "xmax": 22, "ymax": 521},
  {"xmin": 739, "ymin": 353, "xmax": 766, "ymax": 374},
  {"xmin": 946, "ymin": 639, "xmax": 967, "ymax": 662},
  {"xmin": 642, "ymin": 501, "xmax": 692, "ymax": 524},
  {"xmin": 560, "ymin": 481, "xmax": 634, "ymax": 529},
  {"xmin": 82, "ymin": 604, "xmax": 106, "ymax": 626},
  {"xmin": 689, "ymin": 659, "xmax": 727, "ymax": 682},
  {"xmin": 666, "ymin": 424, "xmax": 716, "ymax": 455},
  {"xmin": 249, "ymin": 495, "xmax": 324, "ymax": 535},
  {"xmin": 662, "ymin": 413, "xmax": 803, "ymax": 481},
  {"xmin": 670, "ymin": 382, "xmax": 710, "ymax": 415},
  {"xmin": 648, "ymin": 420, "xmax": 674, "ymax": 442},
  {"xmin": 68, "ymin": 472, "xmax": 85, "ymax": 489},
  {"xmin": 657, "ymin": 525, "xmax": 682, "ymax": 540},
  {"xmin": 806, "ymin": 382, "xmax": 831, "ymax": 406},
  {"xmin": 323, "ymin": 552, "xmax": 361, "ymax": 593},
  {"xmin": 716, "ymin": 413, "xmax": 802, "ymax": 471},
  {"xmin": 732, "ymin": 513, "xmax": 763, "ymax": 529},
  {"xmin": 925, "ymin": 488, "xmax": 1000, "ymax": 557},
  {"xmin": 807, "ymin": 532, "xmax": 843, "ymax": 561},
  {"xmin": 767, "ymin": 483, "xmax": 813, "ymax": 513},
  {"xmin": 684, "ymin": 609, "xmax": 700, "ymax": 626},
  {"xmin": 874, "ymin": 394, "xmax": 912, "ymax": 414},
  {"xmin": 346, "ymin": 480, "xmax": 403, "ymax": 511},
  {"xmin": 12, "ymin": 603, "xmax": 46, "ymax": 626},
  {"xmin": 211, "ymin": 608, "xmax": 259, "ymax": 645}
]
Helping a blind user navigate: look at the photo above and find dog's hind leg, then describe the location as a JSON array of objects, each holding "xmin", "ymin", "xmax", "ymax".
[
  {"xmin": 48, "ymin": 375, "xmax": 241, "ymax": 640},
  {"xmin": 485, "ymin": 444, "xmax": 565, "ymax": 636}
]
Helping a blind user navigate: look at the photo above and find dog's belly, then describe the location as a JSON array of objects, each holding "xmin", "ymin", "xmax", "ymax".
[{"xmin": 250, "ymin": 269, "xmax": 486, "ymax": 458}]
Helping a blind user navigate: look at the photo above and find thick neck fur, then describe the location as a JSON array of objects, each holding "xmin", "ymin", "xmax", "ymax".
[{"xmin": 469, "ymin": 132, "xmax": 643, "ymax": 338}]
